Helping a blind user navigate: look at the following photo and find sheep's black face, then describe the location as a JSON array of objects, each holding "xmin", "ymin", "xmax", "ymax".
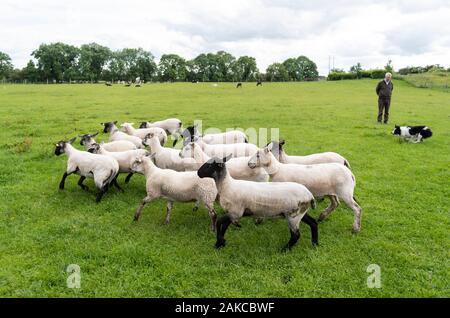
[
  {"xmin": 102, "ymin": 121, "xmax": 117, "ymax": 133},
  {"xmin": 139, "ymin": 122, "xmax": 149, "ymax": 129},
  {"xmin": 197, "ymin": 157, "xmax": 229, "ymax": 182},
  {"xmin": 54, "ymin": 141, "xmax": 66, "ymax": 156},
  {"xmin": 79, "ymin": 134, "xmax": 90, "ymax": 146},
  {"xmin": 80, "ymin": 133, "xmax": 98, "ymax": 146},
  {"xmin": 181, "ymin": 126, "xmax": 196, "ymax": 146}
]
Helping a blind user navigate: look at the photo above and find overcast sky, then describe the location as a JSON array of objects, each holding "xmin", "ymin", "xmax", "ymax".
[{"xmin": 1, "ymin": 0, "xmax": 449, "ymax": 75}]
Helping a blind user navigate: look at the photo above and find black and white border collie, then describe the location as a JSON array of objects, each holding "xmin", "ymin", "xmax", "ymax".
[{"xmin": 392, "ymin": 125, "xmax": 433, "ymax": 143}]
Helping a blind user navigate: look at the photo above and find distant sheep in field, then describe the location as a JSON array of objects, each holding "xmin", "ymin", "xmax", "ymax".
[
  {"xmin": 257, "ymin": 81, "xmax": 262, "ymax": 86},
  {"xmin": 236, "ymin": 82, "xmax": 242, "ymax": 88}
]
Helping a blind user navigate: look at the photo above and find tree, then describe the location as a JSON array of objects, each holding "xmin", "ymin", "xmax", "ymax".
[
  {"xmin": 283, "ymin": 56, "xmax": 319, "ymax": 81},
  {"xmin": 158, "ymin": 54, "xmax": 187, "ymax": 82},
  {"xmin": 32, "ymin": 43, "xmax": 79, "ymax": 82},
  {"xmin": 79, "ymin": 43, "xmax": 111, "ymax": 82},
  {"xmin": 265, "ymin": 63, "xmax": 289, "ymax": 81},
  {"xmin": 385, "ymin": 60, "xmax": 394, "ymax": 73},
  {"xmin": 232, "ymin": 56, "xmax": 259, "ymax": 81},
  {"xmin": 21, "ymin": 60, "xmax": 39, "ymax": 83},
  {"xmin": 216, "ymin": 51, "xmax": 236, "ymax": 82},
  {"xmin": 0, "ymin": 51, "xmax": 14, "ymax": 80},
  {"xmin": 107, "ymin": 48, "xmax": 157, "ymax": 82},
  {"xmin": 188, "ymin": 53, "xmax": 209, "ymax": 82},
  {"xmin": 350, "ymin": 62, "xmax": 363, "ymax": 79}
]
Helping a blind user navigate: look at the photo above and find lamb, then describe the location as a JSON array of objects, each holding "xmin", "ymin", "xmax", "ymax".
[
  {"xmin": 270, "ymin": 140, "xmax": 351, "ymax": 168},
  {"xmin": 197, "ymin": 156, "xmax": 318, "ymax": 250},
  {"xmin": 180, "ymin": 142, "xmax": 269, "ymax": 182},
  {"xmin": 180, "ymin": 125, "xmax": 248, "ymax": 146},
  {"xmin": 131, "ymin": 153, "xmax": 218, "ymax": 231},
  {"xmin": 79, "ymin": 132, "xmax": 137, "ymax": 152},
  {"xmin": 248, "ymin": 144, "xmax": 362, "ymax": 232},
  {"xmin": 54, "ymin": 137, "xmax": 121, "ymax": 202},
  {"xmin": 139, "ymin": 118, "xmax": 183, "ymax": 147},
  {"xmin": 141, "ymin": 133, "xmax": 198, "ymax": 171},
  {"xmin": 191, "ymin": 136, "xmax": 258, "ymax": 158},
  {"xmin": 121, "ymin": 122, "xmax": 167, "ymax": 146},
  {"xmin": 102, "ymin": 121, "xmax": 144, "ymax": 149},
  {"xmin": 87, "ymin": 143, "xmax": 148, "ymax": 184}
]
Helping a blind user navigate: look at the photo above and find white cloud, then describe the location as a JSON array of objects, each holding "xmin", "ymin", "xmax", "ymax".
[{"xmin": 1, "ymin": 0, "xmax": 449, "ymax": 75}]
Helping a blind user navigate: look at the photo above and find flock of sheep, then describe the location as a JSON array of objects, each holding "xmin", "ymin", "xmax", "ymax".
[{"xmin": 54, "ymin": 118, "xmax": 362, "ymax": 251}]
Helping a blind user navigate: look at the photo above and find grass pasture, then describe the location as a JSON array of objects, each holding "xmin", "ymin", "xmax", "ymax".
[{"xmin": 0, "ymin": 80, "xmax": 449, "ymax": 297}]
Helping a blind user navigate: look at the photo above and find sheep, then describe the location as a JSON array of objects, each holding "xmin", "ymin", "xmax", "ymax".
[
  {"xmin": 197, "ymin": 156, "xmax": 318, "ymax": 250},
  {"xmin": 79, "ymin": 132, "xmax": 137, "ymax": 152},
  {"xmin": 87, "ymin": 143, "xmax": 148, "ymax": 184},
  {"xmin": 248, "ymin": 144, "xmax": 362, "ymax": 233},
  {"xmin": 236, "ymin": 82, "xmax": 242, "ymax": 88},
  {"xmin": 130, "ymin": 153, "xmax": 218, "ymax": 231},
  {"xmin": 180, "ymin": 125, "xmax": 248, "ymax": 146},
  {"xmin": 139, "ymin": 118, "xmax": 183, "ymax": 147},
  {"xmin": 54, "ymin": 137, "xmax": 121, "ymax": 202},
  {"xmin": 270, "ymin": 140, "xmax": 351, "ymax": 168},
  {"xmin": 102, "ymin": 121, "xmax": 144, "ymax": 149},
  {"xmin": 190, "ymin": 136, "xmax": 257, "ymax": 159},
  {"xmin": 180, "ymin": 142, "xmax": 269, "ymax": 182},
  {"xmin": 120, "ymin": 122, "xmax": 167, "ymax": 146},
  {"xmin": 142, "ymin": 133, "xmax": 198, "ymax": 171}
]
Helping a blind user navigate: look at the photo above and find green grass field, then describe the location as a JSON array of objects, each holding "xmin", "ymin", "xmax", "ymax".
[{"xmin": 0, "ymin": 80, "xmax": 449, "ymax": 297}]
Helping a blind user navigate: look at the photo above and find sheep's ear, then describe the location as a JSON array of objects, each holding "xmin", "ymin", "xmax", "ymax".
[
  {"xmin": 266, "ymin": 142, "xmax": 273, "ymax": 152},
  {"xmin": 68, "ymin": 137, "xmax": 76, "ymax": 144},
  {"xmin": 279, "ymin": 139, "xmax": 285, "ymax": 146},
  {"xmin": 92, "ymin": 132, "xmax": 99, "ymax": 137},
  {"xmin": 114, "ymin": 121, "xmax": 118, "ymax": 124}
]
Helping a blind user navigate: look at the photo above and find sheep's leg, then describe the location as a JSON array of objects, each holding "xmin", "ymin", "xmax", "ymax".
[
  {"xmin": 215, "ymin": 214, "xmax": 232, "ymax": 249},
  {"xmin": 164, "ymin": 201, "xmax": 174, "ymax": 225},
  {"xmin": 204, "ymin": 202, "xmax": 217, "ymax": 232},
  {"xmin": 124, "ymin": 173, "xmax": 134, "ymax": 184},
  {"xmin": 254, "ymin": 217, "xmax": 265, "ymax": 225},
  {"xmin": 192, "ymin": 200, "xmax": 199, "ymax": 212},
  {"xmin": 112, "ymin": 175, "xmax": 124, "ymax": 192},
  {"xmin": 301, "ymin": 213, "xmax": 319, "ymax": 247},
  {"xmin": 342, "ymin": 196, "xmax": 362, "ymax": 233},
  {"xmin": 95, "ymin": 183, "xmax": 108, "ymax": 203},
  {"xmin": 77, "ymin": 176, "xmax": 89, "ymax": 191},
  {"xmin": 134, "ymin": 195, "xmax": 155, "ymax": 221},
  {"xmin": 59, "ymin": 170, "xmax": 75, "ymax": 190},
  {"xmin": 319, "ymin": 195, "xmax": 340, "ymax": 221},
  {"xmin": 283, "ymin": 203, "xmax": 309, "ymax": 251}
]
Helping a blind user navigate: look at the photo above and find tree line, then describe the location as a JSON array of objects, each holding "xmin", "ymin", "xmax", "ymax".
[{"xmin": 0, "ymin": 42, "xmax": 319, "ymax": 83}]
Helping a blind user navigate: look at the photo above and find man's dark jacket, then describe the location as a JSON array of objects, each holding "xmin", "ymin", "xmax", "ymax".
[{"xmin": 376, "ymin": 80, "xmax": 394, "ymax": 98}]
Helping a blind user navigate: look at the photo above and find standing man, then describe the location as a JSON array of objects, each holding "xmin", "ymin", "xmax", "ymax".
[{"xmin": 376, "ymin": 72, "xmax": 394, "ymax": 124}]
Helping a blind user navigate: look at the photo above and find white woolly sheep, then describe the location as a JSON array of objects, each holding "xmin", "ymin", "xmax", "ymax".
[
  {"xmin": 192, "ymin": 136, "xmax": 258, "ymax": 159},
  {"xmin": 197, "ymin": 156, "xmax": 318, "ymax": 250},
  {"xmin": 102, "ymin": 121, "xmax": 144, "ymax": 149},
  {"xmin": 87, "ymin": 143, "xmax": 148, "ymax": 184},
  {"xmin": 180, "ymin": 142, "xmax": 269, "ymax": 182},
  {"xmin": 270, "ymin": 140, "xmax": 351, "ymax": 168},
  {"xmin": 131, "ymin": 154, "xmax": 218, "ymax": 231},
  {"xmin": 248, "ymin": 144, "xmax": 362, "ymax": 232},
  {"xmin": 139, "ymin": 118, "xmax": 183, "ymax": 147},
  {"xmin": 180, "ymin": 125, "xmax": 248, "ymax": 146},
  {"xmin": 121, "ymin": 122, "xmax": 167, "ymax": 146},
  {"xmin": 142, "ymin": 133, "xmax": 198, "ymax": 172},
  {"xmin": 54, "ymin": 137, "xmax": 121, "ymax": 202},
  {"xmin": 79, "ymin": 132, "xmax": 137, "ymax": 152}
]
